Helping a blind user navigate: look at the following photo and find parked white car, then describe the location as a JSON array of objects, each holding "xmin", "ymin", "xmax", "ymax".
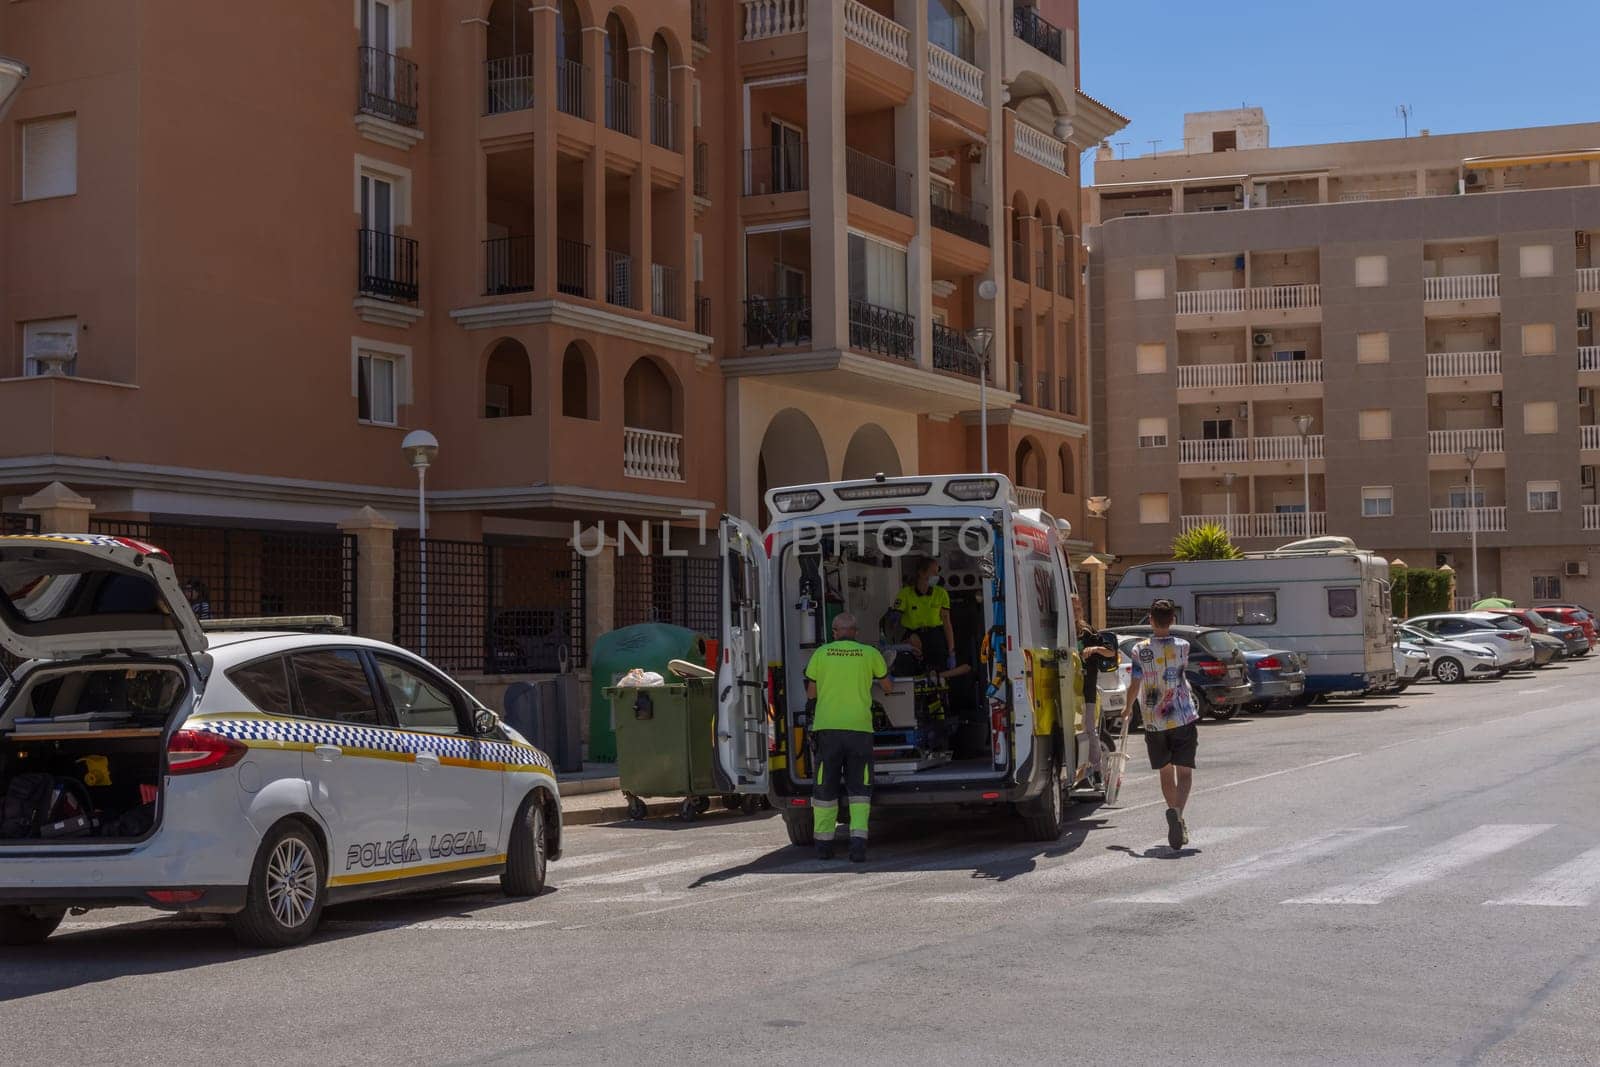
[
  {"xmin": 1096, "ymin": 647, "xmax": 1132, "ymax": 721},
  {"xmin": 0, "ymin": 533, "xmax": 561, "ymax": 948},
  {"xmin": 1390, "ymin": 642, "xmax": 1432, "ymax": 690},
  {"xmin": 1395, "ymin": 623, "xmax": 1505, "ymax": 684},
  {"xmin": 1404, "ymin": 612, "xmax": 1533, "ymax": 672}
]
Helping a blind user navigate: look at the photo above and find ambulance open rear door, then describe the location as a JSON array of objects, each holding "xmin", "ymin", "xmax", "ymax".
[{"xmin": 715, "ymin": 515, "xmax": 770, "ymax": 795}]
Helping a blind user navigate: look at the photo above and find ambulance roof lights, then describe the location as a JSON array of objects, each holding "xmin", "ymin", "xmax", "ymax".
[
  {"xmin": 771, "ymin": 489, "xmax": 824, "ymax": 513},
  {"xmin": 835, "ymin": 481, "xmax": 932, "ymax": 501},
  {"xmin": 945, "ymin": 478, "xmax": 1002, "ymax": 502}
]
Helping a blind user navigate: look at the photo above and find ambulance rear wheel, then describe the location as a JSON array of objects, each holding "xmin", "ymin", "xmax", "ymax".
[
  {"xmin": 783, "ymin": 809, "xmax": 815, "ymax": 846},
  {"xmin": 1021, "ymin": 756, "xmax": 1066, "ymax": 841}
]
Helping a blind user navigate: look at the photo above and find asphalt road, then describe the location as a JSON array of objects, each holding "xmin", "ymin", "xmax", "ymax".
[{"xmin": 5, "ymin": 658, "xmax": 1600, "ymax": 1066}]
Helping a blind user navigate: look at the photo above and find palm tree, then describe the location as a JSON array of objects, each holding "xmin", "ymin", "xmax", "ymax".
[{"xmin": 1171, "ymin": 523, "xmax": 1242, "ymax": 561}]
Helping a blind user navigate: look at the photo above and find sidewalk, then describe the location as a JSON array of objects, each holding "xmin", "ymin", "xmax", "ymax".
[{"xmin": 555, "ymin": 763, "xmax": 768, "ymax": 825}]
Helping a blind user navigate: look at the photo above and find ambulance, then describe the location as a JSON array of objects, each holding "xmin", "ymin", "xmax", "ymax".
[{"xmin": 712, "ymin": 474, "xmax": 1099, "ymax": 845}]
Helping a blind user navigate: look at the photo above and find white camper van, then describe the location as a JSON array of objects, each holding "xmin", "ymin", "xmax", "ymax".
[
  {"xmin": 712, "ymin": 474, "xmax": 1097, "ymax": 845},
  {"xmin": 1107, "ymin": 536, "xmax": 1395, "ymax": 697}
]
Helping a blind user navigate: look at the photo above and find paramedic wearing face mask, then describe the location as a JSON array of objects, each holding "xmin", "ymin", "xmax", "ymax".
[
  {"xmin": 893, "ymin": 557, "xmax": 956, "ymax": 673},
  {"xmin": 804, "ymin": 613, "xmax": 893, "ymax": 863}
]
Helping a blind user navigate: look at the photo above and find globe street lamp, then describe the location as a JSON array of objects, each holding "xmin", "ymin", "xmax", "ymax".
[
  {"xmin": 1293, "ymin": 414, "xmax": 1315, "ymax": 538},
  {"xmin": 401, "ymin": 430, "xmax": 439, "ymax": 656},
  {"xmin": 0, "ymin": 57, "xmax": 28, "ymax": 122},
  {"xmin": 1462, "ymin": 444, "xmax": 1482, "ymax": 604}
]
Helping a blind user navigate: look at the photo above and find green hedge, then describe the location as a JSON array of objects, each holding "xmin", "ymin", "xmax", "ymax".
[{"xmin": 1391, "ymin": 567, "xmax": 1453, "ymax": 618}]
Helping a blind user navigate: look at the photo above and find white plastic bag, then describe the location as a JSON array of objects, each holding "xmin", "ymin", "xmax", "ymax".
[{"xmin": 615, "ymin": 668, "xmax": 665, "ymax": 688}]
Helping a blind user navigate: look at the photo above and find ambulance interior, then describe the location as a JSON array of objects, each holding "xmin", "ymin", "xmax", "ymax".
[{"xmin": 777, "ymin": 520, "xmax": 1003, "ymax": 784}]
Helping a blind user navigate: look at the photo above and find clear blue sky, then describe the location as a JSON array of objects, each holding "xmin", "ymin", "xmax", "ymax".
[{"xmin": 1079, "ymin": 1, "xmax": 1597, "ymax": 180}]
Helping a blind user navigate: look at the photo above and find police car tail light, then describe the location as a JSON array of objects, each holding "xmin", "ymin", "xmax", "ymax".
[{"xmin": 167, "ymin": 729, "xmax": 247, "ymax": 775}]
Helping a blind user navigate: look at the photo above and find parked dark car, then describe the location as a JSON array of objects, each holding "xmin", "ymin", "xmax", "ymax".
[
  {"xmin": 1112, "ymin": 625, "xmax": 1254, "ymax": 722},
  {"xmin": 1225, "ymin": 633, "xmax": 1308, "ymax": 710},
  {"xmin": 1491, "ymin": 608, "xmax": 1589, "ymax": 659}
]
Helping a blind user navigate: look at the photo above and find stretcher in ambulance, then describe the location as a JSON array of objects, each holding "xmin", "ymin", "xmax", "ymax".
[{"xmin": 711, "ymin": 474, "xmax": 1097, "ymax": 846}]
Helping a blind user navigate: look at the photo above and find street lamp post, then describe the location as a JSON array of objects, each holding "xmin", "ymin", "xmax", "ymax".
[
  {"xmin": 1222, "ymin": 471, "xmax": 1236, "ymax": 536},
  {"xmin": 1293, "ymin": 414, "xmax": 1314, "ymax": 538},
  {"xmin": 401, "ymin": 430, "xmax": 440, "ymax": 656},
  {"xmin": 971, "ymin": 278, "xmax": 999, "ymax": 474},
  {"xmin": 1463, "ymin": 445, "xmax": 1482, "ymax": 604}
]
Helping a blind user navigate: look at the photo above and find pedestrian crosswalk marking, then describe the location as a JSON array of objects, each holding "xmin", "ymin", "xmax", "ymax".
[
  {"xmin": 1101, "ymin": 826, "xmax": 1403, "ymax": 904},
  {"xmin": 1283, "ymin": 824, "xmax": 1553, "ymax": 905},
  {"xmin": 921, "ymin": 826, "xmax": 1262, "ymax": 903},
  {"xmin": 551, "ymin": 843, "xmax": 688, "ymax": 871},
  {"xmin": 1485, "ymin": 844, "xmax": 1600, "ymax": 907},
  {"xmin": 557, "ymin": 848, "xmax": 771, "ymax": 888}
]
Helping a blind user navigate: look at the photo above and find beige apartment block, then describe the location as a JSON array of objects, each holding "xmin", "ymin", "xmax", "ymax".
[
  {"xmin": 1088, "ymin": 114, "xmax": 1600, "ymax": 609},
  {"xmin": 0, "ymin": 0, "xmax": 1123, "ymax": 690}
]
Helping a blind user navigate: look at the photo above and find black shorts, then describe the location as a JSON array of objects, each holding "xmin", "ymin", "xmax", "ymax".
[{"xmin": 1144, "ymin": 722, "xmax": 1198, "ymax": 770}]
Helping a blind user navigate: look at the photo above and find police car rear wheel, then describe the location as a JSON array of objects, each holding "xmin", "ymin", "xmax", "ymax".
[
  {"xmin": 229, "ymin": 822, "xmax": 325, "ymax": 948},
  {"xmin": 501, "ymin": 795, "xmax": 548, "ymax": 897},
  {"xmin": 0, "ymin": 905, "xmax": 64, "ymax": 946}
]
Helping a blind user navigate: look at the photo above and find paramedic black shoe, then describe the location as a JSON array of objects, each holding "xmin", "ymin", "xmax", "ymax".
[
  {"xmin": 849, "ymin": 840, "xmax": 867, "ymax": 864},
  {"xmin": 815, "ymin": 841, "xmax": 835, "ymax": 861},
  {"xmin": 1166, "ymin": 807, "xmax": 1184, "ymax": 850}
]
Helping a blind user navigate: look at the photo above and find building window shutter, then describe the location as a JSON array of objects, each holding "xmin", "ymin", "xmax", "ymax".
[
  {"xmin": 1523, "ymin": 401, "xmax": 1557, "ymax": 435},
  {"xmin": 1138, "ymin": 493, "xmax": 1171, "ymax": 524},
  {"xmin": 1356, "ymin": 332, "xmax": 1390, "ymax": 364},
  {"xmin": 21, "ymin": 116, "xmax": 78, "ymax": 201},
  {"xmin": 1135, "ymin": 343, "xmax": 1167, "ymax": 374},
  {"xmin": 1354, "ymin": 255, "xmax": 1387, "ymax": 288}
]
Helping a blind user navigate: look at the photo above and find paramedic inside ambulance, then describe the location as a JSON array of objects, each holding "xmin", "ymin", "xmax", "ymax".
[
  {"xmin": 893, "ymin": 557, "xmax": 956, "ymax": 672},
  {"xmin": 889, "ymin": 631, "xmax": 972, "ymax": 682}
]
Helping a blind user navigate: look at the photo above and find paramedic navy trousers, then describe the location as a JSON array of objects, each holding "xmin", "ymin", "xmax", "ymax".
[{"xmin": 812, "ymin": 730, "xmax": 873, "ymax": 841}]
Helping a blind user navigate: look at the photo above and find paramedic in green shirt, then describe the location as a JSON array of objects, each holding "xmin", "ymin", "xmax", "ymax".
[
  {"xmin": 804, "ymin": 612, "xmax": 893, "ymax": 863},
  {"xmin": 894, "ymin": 557, "xmax": 956, "ymax": 672}
]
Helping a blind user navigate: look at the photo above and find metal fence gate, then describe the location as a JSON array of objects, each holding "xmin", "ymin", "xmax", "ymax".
[
  {"xmin": 0, "ymin": 514, "xmax": 39, "ymax": 536},
  {"xmin": 394, "ymin": 536, "xmax": 587, "ymax": 675},
  {"xmin": 613, "ymin": 553, "xmax": 721, "ymax": 637},
  {"xmin": 87, "ymin": 519, "xmax": 357, "ymax": 627}
]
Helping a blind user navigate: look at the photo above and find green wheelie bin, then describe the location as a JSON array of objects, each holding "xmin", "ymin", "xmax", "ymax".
[{"xmin": 609, "ymin": 679, "xmax": 759, "ymax": 821}]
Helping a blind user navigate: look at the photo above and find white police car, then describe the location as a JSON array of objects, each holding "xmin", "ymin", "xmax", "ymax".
[{"xmin": 0, "ymin": 534, "xmax": 561, "ymax": 947}]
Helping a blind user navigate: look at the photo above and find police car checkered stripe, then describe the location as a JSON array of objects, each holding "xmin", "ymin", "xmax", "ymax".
[{"xmin": 195, "ymin": 717, "xmax": 553, "ymax": 772}]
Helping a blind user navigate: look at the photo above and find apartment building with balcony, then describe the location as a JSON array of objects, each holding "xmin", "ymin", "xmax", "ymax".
[
  {"xmin": 714, "ymin": 0, "xmax": 1124, "ymax": 531},
  {"xmin": 1088, "ymin": 113, "xmax": 1600, "ymax": 608},
  {"xmin": 0, "ymin": 0, "xmax": 1123, "ymax": 686}
]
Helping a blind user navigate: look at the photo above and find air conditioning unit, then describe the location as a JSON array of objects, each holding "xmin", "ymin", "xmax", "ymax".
[
  {"xmin": 1565, "ymin": 561, "xmax": 1590, "ymax": 578},
  {"xmin": 1580, "ymin": 311, "xmax": 1593, "ymax": 330},
  {"xmin": 1237, "ymin": 403, "xmax": 1249, "ymax": 419},
  {"xmin": 1253, "ymin": 331, "xmax": 1273, "ymax": 347},
  {"xmin": 1490, "ymin": 390, "xmax": 1502, "ymax": 408},
  {"xmin": 1581, "ymin": 466, "xmax": 1597, "ymax": 487},
  {"xmin": 1581, "ymin": 387, "xmax": 1596, "ymax": 406},
  {"xmin": 1464, "ymin": 170, "xmax": 1481, "ymax": 187}
]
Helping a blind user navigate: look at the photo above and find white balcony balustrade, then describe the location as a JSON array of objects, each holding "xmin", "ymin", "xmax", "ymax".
[
  {"xmin": 1582, "ymin": 425, "xmax": 1600, "ymax": 452},
  {"xmin": 843, "ymin": 0, "xmax": 909, "ymax": 64},
  {"xmin": 1580, "ymin": 346, "xmax": 1600, "ymax": 373},
  {"xmin": 1427, "ymin": 350, "xmax": 1501, "ymax": 377},
  {"xmin": 1181, "ymin": 512, "xmax": 1326, "ymax": 539},
  {"xmin": 1577, "ymin": 267, "xmax": 1600, "ymax": 294},
  {"xmin": 1013, "ymin": 122, "xmax": 1067, "ymax": 176},
  {"xmin": 1176, "ymin": 363, "xmax": 1250, "ymax": 389},
  {"xmin": 1585, "ymin": 504, "xmax": 1600, "ymax": 531},
  {"xmin": 1175, "ymin": 284, "xmax": 1320, "ymax": 316},
  {"xmin": 623, "ymin": 427, "xmax": 685, "ymax": 482},
  {"xmin": 1430, "ymin": 507, "xmax": 1506, "ymax": 534},
  {"xmin": 742, "ymin": 0, "xmax": 806, "ymax": 40},
  {"xmin": 1015, "ymin": 486, "xmax": 1046, "ymax": 510},
  {"xmin": 1253, "ymin": 360, "xmax": 1323, "ymax": 386},
  {"xmin": 1428, "ymin": 427, "xmax": 1504, "ymax": 455},
  {"xmin": 1424, "ymin": 273, "xmax": 1500, "ymax": 301},
  {"xmin": 928, "ymin": 44, "xmax": 983, "ymax": 103},
  {"xmin": 1177, "ymin": 435, "xmax": 1323, "ymax": 463}
]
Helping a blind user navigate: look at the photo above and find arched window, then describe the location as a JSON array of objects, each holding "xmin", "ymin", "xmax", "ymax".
[
  {"xmin": 556, "ymin": 0, "xmax": 581, "ymax": 64},
  {"xmin": 651, "ymin": 33, "xmax": 671, "ymax": 100},
  {"xmin": 928, "ymin": 0, "xmax": 974, "ymax": 62},
  {"xmin": 623, "ymin": 356, "xmax": 679, "ymax": 432},
  {"xmin": 1015, "ymin": 438, "xmax": 1043, "ymax": 489},
  {"xmin": 484, "ymin": 339, "xmax": 532, "ymax": 418},
  {"xmin": 561, "ymin": 342, "xmax": 597, "ymax": 419},
  {"xmin": 1059, "ymin": 443, "xmax": 1076, "ymax": 494},
  {"xmin": 604, "ymin": 13, "xmax": 629, "ymax": 82}
]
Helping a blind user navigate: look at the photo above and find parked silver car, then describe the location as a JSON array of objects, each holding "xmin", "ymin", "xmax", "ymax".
[
  {"xmin": 1403, "ymin": 613, "xmax": 1533, "ymax": 672},
  {"xmin": 1395, "ymin": 623, "xmax": 1503, "ymax": 684}
]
